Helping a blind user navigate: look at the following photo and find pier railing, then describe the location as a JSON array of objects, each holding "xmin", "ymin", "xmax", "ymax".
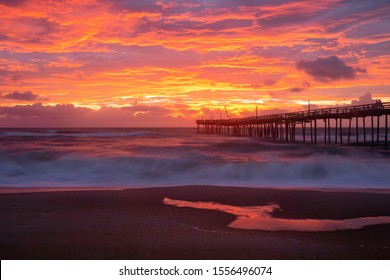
[{"xmin": 196, "ymin": 102, "xmax": 390, "ymax": 146}]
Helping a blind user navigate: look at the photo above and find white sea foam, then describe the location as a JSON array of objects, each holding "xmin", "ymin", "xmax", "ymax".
[{"xmin": 0, "ymin": 128, "xmax": 389, "ymax": 188}]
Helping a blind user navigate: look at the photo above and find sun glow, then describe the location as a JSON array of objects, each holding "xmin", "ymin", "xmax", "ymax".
[{"xmin": 0, "ymin": 0, "xmax": 389, "ymax": 127}]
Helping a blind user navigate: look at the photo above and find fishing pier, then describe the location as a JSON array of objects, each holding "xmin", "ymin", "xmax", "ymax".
[{"xmin": 196, "ymin": 102, "xmax": 390, "ymax": 146}]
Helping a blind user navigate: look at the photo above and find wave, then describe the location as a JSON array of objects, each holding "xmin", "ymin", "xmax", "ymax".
[
  {"xmin": 1, "ymin": 128, "xmax": 389, "ymax": 189},
  {"xmin": 1, "ymin": 150, "xmax": 389, "ymax": 188},
  {"xmin": 0, "ymin": 129, "xmax": 159, "ymax": 138}
]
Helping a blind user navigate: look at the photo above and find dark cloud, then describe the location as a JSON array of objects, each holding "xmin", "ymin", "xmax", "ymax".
[
  {"xmin": 289, "ymin": 80, "xmax": 311, "ymax": 92},
  {"xmin": 264, "ymin": 79, "xmax": 277, "ymax": 86},
  {"xmin": 0, "ymin": 33, "xmax": 9, "ymax": 40},
  {"xmin": 104, "ymin": 0, "xmax": 162, "ymax": 12},
  {"xmin": 296, "ymin": 55, "xmax": 366, "ymax": 82},
  {"xmin": 258, "ymin": 13, "xmax": 314, "ymax": 29},
  {"xmin": 254, "ymin": 0, "xmax": 389, "ymax": 36},
  {"xmin": 255, "ymin": 0, "xmax": 384, "ymax": 32},
  {"xmin": 11, "ymin": 74, "xmax": 23, "ymax": 82},
  {"xmin": 361, "ymin": 41, "xmax": 390, "ymax": 58},
  {"xmin": 214, "ymin": 0, "xmax": 295, "ymax": 8},
  {"xmin": 324, "ymin": 0, "xmax": 390, "ymax": 34},
  {"xmin": 0, "ymin": 0, "xmax": 26, "ymax": 6},
  {"xmin": 134, "ymin": 17, "xmax": 252, "ymax": 35},
  {"xmin": 0, "ymin": 69, "xmax": 9, "ymax": 77},
  {"xmin": 338, "ymin": 0, "xmax": 390, "ymax": 14},
  {"xmin": 1, "ymin": 91, "xmax": 39, "ymax": 101},
  {"xmin": 345, "ymin": 20, "xmax": 390, "ymax": 39},
  {"xmin": 0, "ymin": 103, "xmax": 89, "ymax": 124},
  {"xmin": 104, "ymin": 0, "xmax": 296, "ymax": 14},
  {"xmin": 304, "ymin": 37, "xmax": 339, "ymax": 48},
  {"xmin": 289, "ymin": 87, "xmax": 304, "ymax": 92},
  {"xmin": 355, "ymin": 67, "xmax": 367, "ymax": 73}
]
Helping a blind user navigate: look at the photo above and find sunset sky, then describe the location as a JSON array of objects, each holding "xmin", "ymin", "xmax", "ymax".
[{"xmin": 0, "ymin": 0, "xmax": 389, "ymax": 127}]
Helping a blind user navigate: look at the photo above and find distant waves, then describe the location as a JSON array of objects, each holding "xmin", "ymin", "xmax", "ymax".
[{"xmin": 0, "ymin": 127, "xmax": 389, "ymax": 189}]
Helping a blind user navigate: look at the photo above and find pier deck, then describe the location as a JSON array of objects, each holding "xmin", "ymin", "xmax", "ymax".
[{"xmin": 196, "ymin": 102, "xmax": 390, "ymax": 146}]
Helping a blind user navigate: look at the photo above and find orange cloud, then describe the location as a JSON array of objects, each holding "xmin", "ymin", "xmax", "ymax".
[{"xmin": 0, "ymin": 0, "xmax": 389, "ymax": 126}]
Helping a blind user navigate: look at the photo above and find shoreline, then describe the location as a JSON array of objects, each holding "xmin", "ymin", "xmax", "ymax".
[
  {"xmin": 1, "ymin": 185, "xmax": 390, "ymax": 259},
  {"xmin": 1, "ymin": 185, "xmax": 390, "ymax": 194}
]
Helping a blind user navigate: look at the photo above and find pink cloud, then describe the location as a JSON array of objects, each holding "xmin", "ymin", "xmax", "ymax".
[{"xmin": 0, "ymin": 103, "xmax": 195, "ymax": 127}]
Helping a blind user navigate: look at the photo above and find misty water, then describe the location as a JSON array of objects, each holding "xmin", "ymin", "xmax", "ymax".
[{"xmin": 1, "ymin": 127, "xmax": 389, "ymax": 189}]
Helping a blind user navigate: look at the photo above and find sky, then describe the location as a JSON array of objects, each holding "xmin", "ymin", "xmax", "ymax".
[{"xmin": 0, "ymin": 0, "xmax": 389, "ymax": 127}]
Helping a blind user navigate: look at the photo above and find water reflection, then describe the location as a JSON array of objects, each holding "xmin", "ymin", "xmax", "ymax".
[{"xmin": 163, "ymin": 198, "xmax": 390, "ymax": 232}]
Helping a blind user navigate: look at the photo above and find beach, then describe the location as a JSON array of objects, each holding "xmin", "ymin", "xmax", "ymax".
[
  {"xmin": 1, "ymin": 186, "xmax": 390, "ymax": 260},
  {"xmin": 1, "ymin": 128, "xmax": 390, "ymax": 260}
]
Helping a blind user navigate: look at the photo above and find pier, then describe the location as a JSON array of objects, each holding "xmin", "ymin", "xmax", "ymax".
[{"xmin": 196, "ymin": 102, "xmax": 390, "ymax": 146}]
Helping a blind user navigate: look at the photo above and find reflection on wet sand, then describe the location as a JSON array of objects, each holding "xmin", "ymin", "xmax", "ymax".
[{"xmin": 163, "ymin": 198, "xmax": 390, "ymax": 232}]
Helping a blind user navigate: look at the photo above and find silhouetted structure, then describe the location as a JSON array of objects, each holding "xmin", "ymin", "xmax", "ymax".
[{"xmin": 196, "ymin": 102, "xmax": 390, "ymax": 147}]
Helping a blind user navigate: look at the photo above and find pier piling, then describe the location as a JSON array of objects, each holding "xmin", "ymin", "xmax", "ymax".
[{"xmin": 196, "ymin": 102, "xmax": 390, "ymax": 147}]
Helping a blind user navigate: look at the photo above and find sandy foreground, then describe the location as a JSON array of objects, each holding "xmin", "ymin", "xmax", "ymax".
[{"xmin": 1, "ymin": 186, "xmax": 390, "ymax": 260}]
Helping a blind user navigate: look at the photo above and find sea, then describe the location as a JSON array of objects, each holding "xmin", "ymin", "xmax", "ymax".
[{"xmin": 0, "ymin": 127, "xmax": 389, "ymax": 189}]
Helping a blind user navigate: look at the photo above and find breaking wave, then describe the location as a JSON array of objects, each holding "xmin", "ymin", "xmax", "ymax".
[{"xmin": 1, "ymin": 146, "xmax": 389, "ymax": 188}]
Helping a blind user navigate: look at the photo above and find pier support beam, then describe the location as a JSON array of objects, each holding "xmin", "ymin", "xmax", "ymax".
[
  {"xmin": 356, "ymin": 117, "xmax": 359, "ymax": 143},
  {"xmin": 377, "ymin": 116, "xmax": 380, "ymax": 143},
  {"xmin": 195, "ymin": 102, "xmax": 389, "ymax": 147},
  {"xmin": 386, "ymin": 114, "xmax": 388, "ymax": 147}
]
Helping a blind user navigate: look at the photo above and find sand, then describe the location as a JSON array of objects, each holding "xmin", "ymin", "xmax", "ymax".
[{"xmin": 1, "ymin": 186, "xmax": 390, "ymax": 260}]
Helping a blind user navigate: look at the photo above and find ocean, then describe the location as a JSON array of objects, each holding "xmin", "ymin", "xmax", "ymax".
[{"xmin": 0, "ymin": 127, "xmax": 389, "ymax": 189}]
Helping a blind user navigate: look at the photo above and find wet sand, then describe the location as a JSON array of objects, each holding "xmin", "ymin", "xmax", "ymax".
[{"xmin": 1, "ymin": 186, "xmax": 390, "ymax": 259}]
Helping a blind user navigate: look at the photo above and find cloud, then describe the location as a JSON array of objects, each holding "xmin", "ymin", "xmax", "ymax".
[
  {"xmin": 0, "ymin": 0, "xmax": 26, "ymax": 6},
  {"xmin": 104, "ymin": 0, "xmax": 163, "ymax": 12},
  {"xmin": 0, "ymin": 16, "xmax": 61, "ymax": 46},
  {"xmin": 321, "ymin": 0, "xmax": 390, "ymax": 34},
  {"xmin": 197, "ymin": 66, "xmax": 263, "ymax": 85},
  {"xmin": 0, "ymin": 0, "xmax": 389, "ymax": 118},
  {"xmin": 125, "ymin": 104, "xmax": 170, "ymax": 114},
  {"xmin": 289, "ymin": 87, "xmax": 304, "ymax": 92},
  {"xmin": 203, "ymin": 19, "xmax": 253, "ymax": 31},
  {"xmin": 0, "ymin": 103, "xmax": 195, "ymax": 127},
  {"xmin": 351, "ymin": 92, "xmax": 374, "ymax": 105},
  {"xmin": 258, "ymin": 12, "xmax": 315, "ymax": 29},
  {"xmin": 296, "ymin": 55, "xmax": 366, "ymax": 82},
  {"xmin": 304, "ymin": 37, "xmax": 339, "ymax": 48},
  {"xmin": 1, "ymin": 91, "xmax": 39, "ymax": 101},
  {"xmin": 0, "ymin": 34, "xmax": 9, "ymax": 41},
  {"xmin": 345, "ymin": 20, "xmax": 390, "ymax": 39},
  {"xmin": 250, "ymin": 45, "xmax": 303, "ymax": 60},
  {"xmin": 10, "ymin": 73, "xmax": 23, "ymax": 81},
  {"xmin": 77, "ymin": 44, "xmax": 202, "ymax": 71},
  {"xmin": 264, "ymin": 79, "xmax": 277, "ymax": 86},
  {"xmin": 12, "ymin": 17, "xmax": 60, "ymax": 37},
  {"xmin": 133, "ymin": 18, "xmax": 253, "ymax": 36}
]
